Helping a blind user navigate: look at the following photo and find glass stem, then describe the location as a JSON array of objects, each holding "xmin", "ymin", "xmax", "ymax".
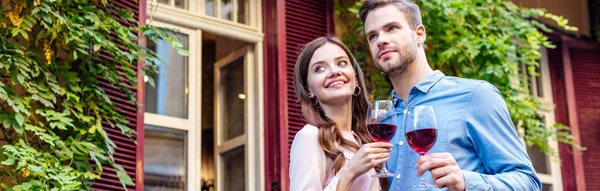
[
  {"xmin": 419, "ymin": 153, "xmax": 427, "ymax": 186},
  {"xmin": 381, "ymin": 161, "xmax": 388, "ymax": 174}
]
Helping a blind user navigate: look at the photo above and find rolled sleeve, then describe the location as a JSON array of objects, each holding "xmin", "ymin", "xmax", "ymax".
[{"xmin": 462, "ymin": 170, "xmax": 491, "ymax": 191}]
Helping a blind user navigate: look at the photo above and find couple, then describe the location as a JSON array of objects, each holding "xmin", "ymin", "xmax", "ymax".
[{"xmin": 289, "ymin": 0, "xmax": 541, "ymax": 191}]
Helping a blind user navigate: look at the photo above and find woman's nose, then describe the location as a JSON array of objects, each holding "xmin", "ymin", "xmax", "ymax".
[{"xmin": 328, "ymin": 67, "xmax": 342, "ymax": 78}]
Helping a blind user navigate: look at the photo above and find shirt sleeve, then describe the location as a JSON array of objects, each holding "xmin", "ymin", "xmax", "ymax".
[
  {"xmin": 463, "ymin": 82, "xmax": 542, "ymax": 191},
  {"xmin": 289, "ymin": 125, "xmax": 339, "ymax": 191}
]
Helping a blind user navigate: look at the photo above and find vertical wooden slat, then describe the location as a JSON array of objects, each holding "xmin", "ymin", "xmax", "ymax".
[
  {"xmin": 262, "ymin": 0, "xmax": 287, "ymax": 190},
  {"xmin": 136, "ymin": 0, "xmax": 147, "ymax": 190},
  {"xmin": 561, "ymin": 39, "xmax": 586, "ymax": 191}
]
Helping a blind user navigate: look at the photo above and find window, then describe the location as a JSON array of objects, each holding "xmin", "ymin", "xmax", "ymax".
[
  {"xmin": 521, "ymin": 48, "xmax": 563, "ymax": 190},
  {"xmin": 145, "ymin": 2, "xmax": 264, "ymax": 189},
  {"xmin": 214, "ymin": 47, "xmax": 248, "ymax": 190},
  {"xmin": 206, "ymin": 0, "xmax": 249, "ymax": 24},
  {"xmin": 144, "ymin": 125, "xmax": 187, "ymax": 190},
  {"xmin": 148, "ymin": 0, "xmax": 254, "ymax": 27},
  {"xmin": 153, "ymin": 0, "xmax": 188, "ymax": 10},
  {"xmin": 146, "ymin": 34, "xmax": 189, "ymax": 119}
]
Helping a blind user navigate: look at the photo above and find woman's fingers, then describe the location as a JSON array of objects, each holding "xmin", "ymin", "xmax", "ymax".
[
  {"xmin": 365, "ymin": 142, "xmax": 393, "ymax": 148},
  {"xmin": 361, "ymin": 142, "xmax": 393, "ymax": 153}
]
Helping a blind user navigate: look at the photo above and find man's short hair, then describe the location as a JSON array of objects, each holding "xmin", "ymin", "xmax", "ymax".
[{"xmin": 359, "ymin": 0, "xmax": 423, "ymax": 30}]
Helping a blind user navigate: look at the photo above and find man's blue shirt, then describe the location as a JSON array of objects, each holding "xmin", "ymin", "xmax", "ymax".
[{"xmin": 384, "ymin": 71, "xmax": 541, "ymax": 191}]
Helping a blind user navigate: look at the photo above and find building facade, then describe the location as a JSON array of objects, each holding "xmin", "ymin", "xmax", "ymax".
[{"xmin": 94, "ymin": 0, "xmax": 599, "ymax": 190}]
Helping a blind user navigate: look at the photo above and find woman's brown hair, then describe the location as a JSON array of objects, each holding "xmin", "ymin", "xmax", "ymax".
[{"xmin": 293, "ymin": 36, "xmax": 375, "ymax": 175}]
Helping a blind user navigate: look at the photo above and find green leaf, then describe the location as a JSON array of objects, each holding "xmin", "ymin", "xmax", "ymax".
[
  {"xmin": 15, "ymin": 113, "xmax": 25, "ymax": 127},
  {"xmin": 116, "ymin": 166, "xmax": 134, "ymax": 189},
  {"xmin": 93, "ymin": 44, "xmax": 101, "ymax": 52}
]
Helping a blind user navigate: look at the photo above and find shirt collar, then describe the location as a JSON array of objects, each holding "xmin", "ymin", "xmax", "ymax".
[{"xmin": 391, "ymin": 70, "xmax": 446, "ymax": 99}]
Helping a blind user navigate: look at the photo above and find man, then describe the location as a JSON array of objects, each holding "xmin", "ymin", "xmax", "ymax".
[{"xmin": 358, "ymin": 0, "xmax": 541, "ymax": 190}]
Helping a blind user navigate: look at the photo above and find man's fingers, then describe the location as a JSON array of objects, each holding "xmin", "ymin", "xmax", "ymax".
[
  {"xmin": 433, "ymin": 172, "xmax": 462, "ymax": 189},
  {"xmin": 417, "ymin": 153, "xmax": 453, "ymax": 164},
  {"xmin": 430, "ymin": 165, "xmax": 455, "ymax": 180},
  {"xmin": 417, "ymin": 152, "xmax": 456, "ymax": 168},
  {"xmin": 416, "ymin": 157, "xmax": 454, "ymax": 176}
]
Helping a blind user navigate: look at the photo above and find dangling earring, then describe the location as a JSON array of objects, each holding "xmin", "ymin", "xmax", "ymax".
[
  {"xmin": 308, "ymin": 92, "xmax": 319, "ymax": 107},
  {"xmin": 353, "ymin": 86, "xmax": 361, "ymax": 96}
]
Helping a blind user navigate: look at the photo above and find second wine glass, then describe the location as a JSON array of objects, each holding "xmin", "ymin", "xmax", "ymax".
[{"xmin": 404, "ymin": 105, "xmax": 438, "ymax": 189}]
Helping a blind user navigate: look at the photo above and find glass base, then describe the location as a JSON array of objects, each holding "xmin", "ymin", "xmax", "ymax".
[
  {"xmin": 409, "ymin": 182, "xmax": 440, "ymax": 190},
  {"xmin": 371, "ymin": 170, "xmax": 401, "ymax": 179}
]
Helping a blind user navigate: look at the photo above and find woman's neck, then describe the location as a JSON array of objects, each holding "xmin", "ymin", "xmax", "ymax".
[{"xmin": 320, "ymin": 98, "xmax": 353, "ymax": 132}]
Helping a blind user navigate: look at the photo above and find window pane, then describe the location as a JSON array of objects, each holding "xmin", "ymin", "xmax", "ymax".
[
  {"xmin": 236, "ymin": 0, "xmax": 248, "ymax": 24},
  {"xmin": 206, "ymin": 0, "xmax": 215, "ymax": 16},
  {"xmin": 527, "ymin": 144, "xmax": 549, "ymax": 174},
  {"xmin": 146, "ymin": 34, "xmax": 189, "ymax": 119},
  {"xmin": 144, "ymin": 125, "xmax": 187, "ymax": 191},
  {"xmin": 219, "ymin": 56, "xmax": 245, "ymax": 140},
  {"xmin": 542, "ymin": 183, "xmax": 552, "ymax": 191},
  {"xmin": 175, "ymin": 0, "xmax": 187, "ymax": 9},
  {"xmin": 535, "ymin": 66, "xmax": 544, "ymax": 98},
  {"xmin": 221, "ymin": 0, "xmax": 233, "ymax": 21},
  {"xmin": 222, "ymin": 146, "xmax": 245, "ymax": 191},
  {"xmin": 158, "ymin": 0, "xmax": 169, "ymax": 5}
]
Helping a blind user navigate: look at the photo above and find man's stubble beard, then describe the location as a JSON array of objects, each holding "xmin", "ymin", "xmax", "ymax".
[{"xmin": 374, "ymin": 42, "xmax": 418, "ymax": 78}]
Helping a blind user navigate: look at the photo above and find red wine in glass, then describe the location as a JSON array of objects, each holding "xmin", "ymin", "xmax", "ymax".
[
  {"xmin": 368, "ymin": 124, "xmax": 397, "ymax": 142},
  {"xmin": 405, "ymin": 128, "xmax": 437, "ymax": 154}
]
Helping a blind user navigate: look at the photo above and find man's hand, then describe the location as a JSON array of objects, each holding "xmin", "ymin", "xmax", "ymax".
[{"xmin": 416, "ymin": 153, "xmax": 465, "ymax": 191}]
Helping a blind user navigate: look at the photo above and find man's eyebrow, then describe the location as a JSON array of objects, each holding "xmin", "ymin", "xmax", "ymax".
[
  {"xmin": 383, "ymin": 21, "xmax": 401, "ymax": 29},
  {"xmin": 366, "ymin": 21, "xmax": 401, "ymax": 36}
]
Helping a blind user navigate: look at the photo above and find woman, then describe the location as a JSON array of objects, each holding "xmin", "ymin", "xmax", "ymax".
[{"xmin": 290, "ymin": 36, "xmax": 392, "ymax": 191}]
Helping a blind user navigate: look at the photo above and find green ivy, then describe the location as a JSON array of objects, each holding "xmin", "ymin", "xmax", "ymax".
[
  {"xmin": 337, "ymin": 0, "xmax": 584, "ymax": 158},
  {"xmin": 0, "ymin": 0, "xmax": 187, "ymax": 190}
]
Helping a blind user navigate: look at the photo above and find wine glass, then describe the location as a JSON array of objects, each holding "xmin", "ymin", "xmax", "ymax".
[
  {"xmin": 404, "ymin": 105, "xmax": 438, "ymax": 189},
  {"xmin": 367, "ymin": 100, "xmax": 397, "ymax": 178}
]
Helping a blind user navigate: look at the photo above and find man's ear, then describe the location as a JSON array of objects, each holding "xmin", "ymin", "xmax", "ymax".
[{"xmin": 415, "ymin": 24, "xmax": 426, "ymax": 45}]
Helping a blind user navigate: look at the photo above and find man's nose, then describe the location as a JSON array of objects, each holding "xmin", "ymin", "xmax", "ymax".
[{"xmin": 377, "ymin": 33, "xmax": 390, "ymax": 49}]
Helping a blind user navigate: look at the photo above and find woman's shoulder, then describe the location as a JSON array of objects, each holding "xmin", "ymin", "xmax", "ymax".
[
  {"xmin": 293, "ymin": 124, "xmax": 319, "ymax": 142},
  {"xmin": 290, "ymin": 124, "xmax": 325, "ymax": 159}
]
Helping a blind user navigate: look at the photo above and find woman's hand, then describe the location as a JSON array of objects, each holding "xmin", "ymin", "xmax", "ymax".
[{"xmin": 337, "ymin": 142, "xmax": 393, "ymax": 188}]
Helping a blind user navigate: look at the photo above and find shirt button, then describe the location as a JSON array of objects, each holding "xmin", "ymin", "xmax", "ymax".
[{"xmin": 399, "ymin": 141, "xmax": 404, "ymax": 146}]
